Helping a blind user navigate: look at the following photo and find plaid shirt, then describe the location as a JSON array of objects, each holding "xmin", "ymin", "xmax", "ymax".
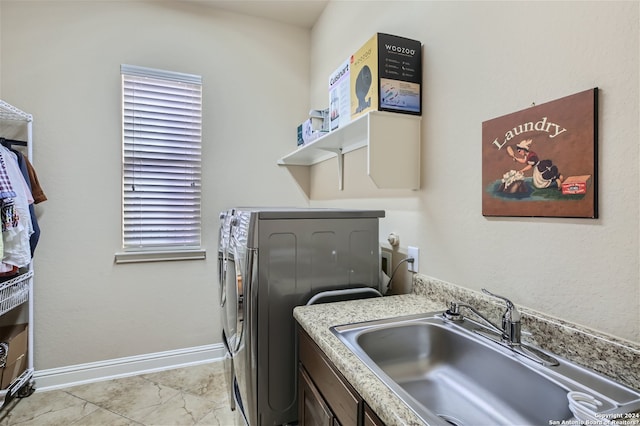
[
  {"xmin": 0, "ymin": 151, "xmax": 18, "ymax": 231},
  {"xmin": 0, "ymin": 153, "xmax": 16, "ymax": 200}
]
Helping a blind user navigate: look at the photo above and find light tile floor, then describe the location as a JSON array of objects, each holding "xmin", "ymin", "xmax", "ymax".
[{"xmin": 0, "ymin": 362, "xmax": 237, "ymax": 425}]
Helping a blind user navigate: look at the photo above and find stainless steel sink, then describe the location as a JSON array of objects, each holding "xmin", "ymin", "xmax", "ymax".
[{"xmin": 331, "ymin": 312, "xmax": 640, "ymax": 426}]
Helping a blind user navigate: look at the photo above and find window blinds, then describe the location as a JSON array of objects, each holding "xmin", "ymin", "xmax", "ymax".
[{"xmin": 121, "ymin": 65, "xmax": 202, "ymax": 250}]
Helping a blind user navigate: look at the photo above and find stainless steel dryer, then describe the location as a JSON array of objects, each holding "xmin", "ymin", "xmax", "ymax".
[{"xmin": 219, "ymin": 208, "xmax": 384, "ymax": 425}]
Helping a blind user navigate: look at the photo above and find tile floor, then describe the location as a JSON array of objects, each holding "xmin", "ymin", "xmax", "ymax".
[{"xmin": 0, "ymin": 362, "xmax": 237, "ymax": 425}]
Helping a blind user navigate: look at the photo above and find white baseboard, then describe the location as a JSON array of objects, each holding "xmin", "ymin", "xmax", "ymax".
[{"xmin": 33, "ymin": 343, "xmax": 226, "ymax": 392}]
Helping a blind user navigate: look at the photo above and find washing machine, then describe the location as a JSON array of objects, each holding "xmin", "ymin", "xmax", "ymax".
[{"xmin": 218, "ymin": 208, "xmax": 385, "ymax": 425}]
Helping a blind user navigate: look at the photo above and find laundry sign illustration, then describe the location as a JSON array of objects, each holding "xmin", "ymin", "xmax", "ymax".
[{"xmin": 481, "ymin": 88, "xmax": 598, "ymax": 219}]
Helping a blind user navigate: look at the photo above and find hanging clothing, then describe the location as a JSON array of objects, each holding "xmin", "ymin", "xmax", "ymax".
[
  {"xmin": 0, "ymin": 151, "xmax": 18, "ymax": 234},
  {"xmin": 0, "ymin": 154, "xmax": 16, "ymax": 200},
  {"xmin": 0, "ymin": 146, "xmax": 33, "ymax": 269},
  {"xmin": 23, "ymin": 156, "xmax": 46, "ymax": 204},
  {"xmin": 11, "ymin": 149, "xmax": 44, "ymax": 255}
]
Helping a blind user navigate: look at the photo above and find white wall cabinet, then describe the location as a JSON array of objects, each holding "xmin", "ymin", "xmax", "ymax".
[{"xmin": 278, "ymin": 111, "xmax": 421, "ymax": 193}]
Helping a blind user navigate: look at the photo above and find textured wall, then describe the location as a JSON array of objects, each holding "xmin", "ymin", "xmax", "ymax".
[
  {"xmin": 0, "ymin": 1, "xmax": 310, "ymax": 369},
  {"xmin": 309, "ymin": 1, "xmax": 640, "ymax": 343},
  {"xmin": 0, "ymin": 1, "xmax": 637, "ymax": 373}
]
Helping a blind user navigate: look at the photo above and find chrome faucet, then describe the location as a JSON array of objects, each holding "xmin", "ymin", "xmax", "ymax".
[
  {"xmin": 482, "ymin": 288, "xmax": 521, "ymax": 345},
  {"xmin": 443, "ymin": 289, "xmax": 559, "ymax": 366},
  {"xmin": 444, "ymin": 288, "xmax": 521, "ymax": 346}
]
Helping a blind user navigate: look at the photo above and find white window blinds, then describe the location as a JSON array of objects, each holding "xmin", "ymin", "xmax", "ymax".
[{"xmin": 121, "ymin": 64, "xmax": 202, "ymax": 251}]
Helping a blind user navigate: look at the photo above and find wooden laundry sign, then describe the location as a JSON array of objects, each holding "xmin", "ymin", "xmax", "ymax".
[
  {"xmin": 482, "ymin": 88, "xmax": 598, "ymax": 218},
  {"xmin": 490, "ymin": 116, "xmax": 567, "ymax": 149}
]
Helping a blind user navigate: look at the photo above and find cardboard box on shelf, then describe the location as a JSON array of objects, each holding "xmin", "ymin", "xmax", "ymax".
[
  {"xmin": 297, "ymin": 109, "xmax": 329, "ymax": 146},
  {"xmin": 350, "ymin": 33, "xmax": 422, "ymax": 120},
  {"xmin": 329, "ymin": 58, "xmax": 351, "ymax": 131},
  {"xmin": 309, "ymin": 108, "xmax": 329, "ymax": 132},
  {"xmin": 297, "ymin": 117, "xmax": 328, "ymax": 146},
  {"xmin": 0, "ymin": 323, "xmax": 27, "ymax": 389}
]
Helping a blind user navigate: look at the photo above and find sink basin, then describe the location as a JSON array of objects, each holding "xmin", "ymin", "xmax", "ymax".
[{"xmin": 332, "ymin": 313, "xmax": 640, "ymax": 426}]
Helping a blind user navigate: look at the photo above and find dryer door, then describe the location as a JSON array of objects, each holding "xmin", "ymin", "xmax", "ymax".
[
  {"xmin": 219, "ymin": 248, "xmax": 230, "ymax": 350},
  {"xmin": 218, "ymin": 211, "xmax": 233, "ymax": 352},
  {"xmin": 218, "ymin": 210, "xmax": 233, "ymax": 308},
  {"xmin": 218, "ymin": 249, "xmax": 226, "ymax": 308},
  {"xmin": 225, "ymin": 234, "xmax": 246, "ymax": 354}
]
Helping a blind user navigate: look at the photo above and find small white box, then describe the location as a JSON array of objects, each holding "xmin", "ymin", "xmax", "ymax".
[
  {"xmin": 297, "ymin": 118, "xmax": 327, "ymax": 146},
  {"xmin": 308, "ymin": 109, "xmax": 330, "ymax": 132},
  {"xmin": 329, "ymin": 59, "xmax": 351, "ymax": 131}
]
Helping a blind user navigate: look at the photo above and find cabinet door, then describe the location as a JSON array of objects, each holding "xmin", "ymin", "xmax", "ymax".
[
  {"xmin": 299, "ymin": 366, "xmax": 334, "ymax": 426},
  {"xmin": 363, "ymin": 403, "xmax": 384, "ymax": 426},
  {"xmin": 299, "ymin": 329, "xmax": 359, "ymax": 426}
]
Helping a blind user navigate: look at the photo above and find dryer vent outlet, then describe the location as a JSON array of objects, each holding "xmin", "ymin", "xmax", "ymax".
[
  {"xmin": 380, "ymin": 250, "xmax": 392, "ymax": 276},
  {"xmin": 407, "ymin": 246, "xmax": 419, "ymax": 273}
]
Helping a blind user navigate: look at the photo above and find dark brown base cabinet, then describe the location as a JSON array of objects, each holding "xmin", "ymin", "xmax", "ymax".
[{"xmin": 298, "ymin": 328, "xmax": 385, "ymax": 426}]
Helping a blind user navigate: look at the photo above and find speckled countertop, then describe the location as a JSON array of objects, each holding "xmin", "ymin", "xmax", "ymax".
[
  {"xmin": 294, "ymin": 294, "xmax": 439, "ymax": 425},
  {"xmin": 293, "ymin": 275, "xmax": 640, "ymax": 426}
]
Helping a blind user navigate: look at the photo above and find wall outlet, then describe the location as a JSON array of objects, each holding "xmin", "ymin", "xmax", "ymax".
[{"xmin": 407, "ymin": 246, "xmax": 419, "ymax": 272}]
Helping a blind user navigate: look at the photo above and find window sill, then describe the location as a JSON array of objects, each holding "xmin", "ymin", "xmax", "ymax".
[{"xmin": 114, "ymin": 249, "xmax": 206, "ymax": 264}]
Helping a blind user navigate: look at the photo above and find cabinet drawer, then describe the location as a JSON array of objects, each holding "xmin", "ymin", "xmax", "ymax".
[{"xmin": 299, "ymin": 329, "xmax": 359, "ymax": 426}]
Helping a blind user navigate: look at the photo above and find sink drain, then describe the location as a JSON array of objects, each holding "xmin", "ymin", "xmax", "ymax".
[{"xmin": 438, "ymin": 414, "xmax": 464, "ymax": 426}]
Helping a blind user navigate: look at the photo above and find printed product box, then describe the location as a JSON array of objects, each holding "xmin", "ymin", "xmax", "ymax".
[
  {"xmin": 309, "ymin": 108, "xmax": 330, "ymax": 132},
  {"xmin": 297, "ymin": 116, "xmax": 327, "ymax": 146},
  {"xmin": 561, "ymin": 175, "xmax": 592, "ymax": 195},
  {"xmin": 329, "ymin": 59, "xmax": 351, "ymax": 131},
  {"xmin": 0, "ymin": 323, "xmax": 27, "ymax": 389},
  {"xmin": 350, "ymin": 33, "xmax": 422, "ymax": 120}
]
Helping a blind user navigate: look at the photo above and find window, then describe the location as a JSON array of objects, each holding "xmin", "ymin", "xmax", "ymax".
[{"xmin": 117, "ymin": 65, "xmax": 203, "ymax": 263}]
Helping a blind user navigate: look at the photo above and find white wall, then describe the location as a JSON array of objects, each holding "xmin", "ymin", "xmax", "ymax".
[
  {"xmin": 0, "ymin": 1, "xmax": 309, "ymax": 369},
  {"xmin": 309, "ymin": 1, "xmax": 640, "ymax": 342},
  {"xmin": 1, "ymin": 0, "xmax": 638, "ymax": 373}
]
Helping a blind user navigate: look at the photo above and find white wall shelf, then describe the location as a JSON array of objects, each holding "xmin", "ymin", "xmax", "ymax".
[{"xmin": 278, "ymin": 110, "xmax": 421, "ymax": 191}]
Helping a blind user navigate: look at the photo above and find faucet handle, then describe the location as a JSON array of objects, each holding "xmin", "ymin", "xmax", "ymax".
[
  {"xmin": 443, "ymin": 302, "xmax": 464, "ymax": 321},
  {"xmin": 481, "ymin": 288, "xmax": 521, "ymax": 322},
  {"xmin": 482, "ymin": 288, "xmax": 522, "ymax": 344}
]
